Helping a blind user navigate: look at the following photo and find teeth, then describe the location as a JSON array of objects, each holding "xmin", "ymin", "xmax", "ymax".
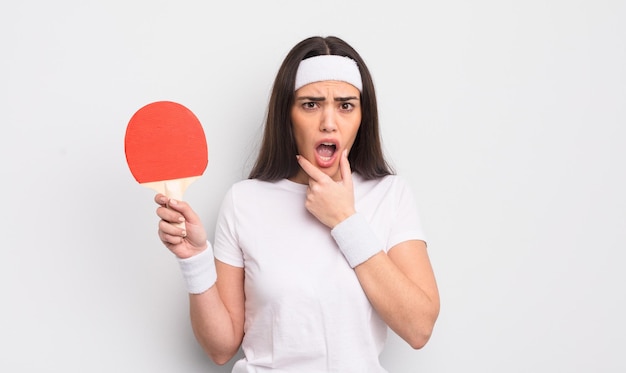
[{"xmin": 317, "ymin": 142, "xmax": 337, "ymax": 162}]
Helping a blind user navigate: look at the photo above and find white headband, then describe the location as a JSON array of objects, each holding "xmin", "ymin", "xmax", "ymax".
[{"xmin": 294, "ymin": 55, "xmax": 363, "ymax": 92}]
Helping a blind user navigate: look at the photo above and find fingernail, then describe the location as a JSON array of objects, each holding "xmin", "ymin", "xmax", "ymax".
[
  {"xmin": 169, "ymin": 199, "xmax": 178, "ymax": 205},
  {"xmin": 296, "ymin": 155, "xmax": 301, "ymax": 160},
  {"xmin": 178, "ymin": 216, "xmax": 185, "ymax": 222}
]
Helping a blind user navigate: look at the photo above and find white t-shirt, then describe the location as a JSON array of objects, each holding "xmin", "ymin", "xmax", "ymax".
[{"xmin": 214, "ymin": 173, "xmax": 426, "ymax": 372}]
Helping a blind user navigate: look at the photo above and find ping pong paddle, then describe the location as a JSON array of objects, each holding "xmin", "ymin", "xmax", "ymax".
[{"xmin": 124, "ymin": 101, "xmax": 208, "ymax": 203}]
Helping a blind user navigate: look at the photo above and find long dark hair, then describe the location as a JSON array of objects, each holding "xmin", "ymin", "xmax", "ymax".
[{"xmin": 248, "ymin": 36, "xmax": 393, "ymax": 181}]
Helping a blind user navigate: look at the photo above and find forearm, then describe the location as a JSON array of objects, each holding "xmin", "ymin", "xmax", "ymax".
[
  {"xmin": 189, "ymin": 286, "xmax": 243, "ymax": 365},
  {"xmin": 354, "ymin": 248, "xmax": 439, "ymax": 349},
  {"xmin": 177, "ymin": 249, "xmax": 244, "ymax": 365}
]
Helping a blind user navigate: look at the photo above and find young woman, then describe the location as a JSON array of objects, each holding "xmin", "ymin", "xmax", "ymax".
[{"xmin": 155, "ymin": 35, "xmax": 439, "ymax": 372}]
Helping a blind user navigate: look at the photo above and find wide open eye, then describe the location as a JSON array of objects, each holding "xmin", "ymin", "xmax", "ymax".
[
  {"xmin": 302, "ymin": 101, "xmax": 319, "ymax": 110},
  {"xmin": 339, "ymin": 102, "xmax": 355, "ymax": 111}
]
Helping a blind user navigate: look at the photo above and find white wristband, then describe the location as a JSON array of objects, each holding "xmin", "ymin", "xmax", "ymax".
[
  {"xmin": 331, "ymin": 213, "xmax": 383, "ymax": 268},
  {"xmin": 176, "ymin": 242, "xmax": 217, "ymax": 294}
]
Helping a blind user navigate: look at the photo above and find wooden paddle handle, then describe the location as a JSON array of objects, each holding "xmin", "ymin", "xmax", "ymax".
[
  {"xmin": 165, "ymin": 180, "xmax": 186, "ymax": 230},
  {"xmin": 164, "ymin": 180, "xmax": 184, "ymax": 201},
  {"xmin": 141, "ymin": 177, "xmax": 200, "ymax": 231}
]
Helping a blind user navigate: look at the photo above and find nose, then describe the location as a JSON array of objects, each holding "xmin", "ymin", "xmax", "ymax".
[{"xmin": 319, "ymin": 108, "xmax": 337, "ymax": 133}]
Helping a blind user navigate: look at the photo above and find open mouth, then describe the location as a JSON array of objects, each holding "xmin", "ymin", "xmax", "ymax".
[{"xmin": 316, "ymin": 142, "xmax": 337, "ymax": 162}]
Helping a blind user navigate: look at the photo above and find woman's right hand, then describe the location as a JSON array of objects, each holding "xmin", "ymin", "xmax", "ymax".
[{"xmin": 154, "ymin": 193, "xmax": 208, "ymax": 259}]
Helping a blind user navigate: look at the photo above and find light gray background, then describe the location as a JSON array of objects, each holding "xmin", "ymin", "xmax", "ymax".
[{"xmin": 2, "ymin": 0, "xmax": 624, "ymax": 372}]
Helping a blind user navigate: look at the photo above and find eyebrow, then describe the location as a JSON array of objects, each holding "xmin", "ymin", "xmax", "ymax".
[{"xmin": 295, "ymin": 96, "xmax": 359, "ymax": 102}]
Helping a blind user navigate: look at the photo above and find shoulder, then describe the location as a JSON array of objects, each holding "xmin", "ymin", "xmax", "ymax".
[
  {"xmin": 218, "ymin": 179, "xmax": 263, "ymax": 209},
  {"xmin": 353, "ymin": 173, "xmax": 412, "ymax": 195},
  {"xmin": 229, "ymin": 178, "xmax": 264, "ymax": 193},
  {"xmin": 229, "ymin": 178, "xmax": 303, "ymax": 194},
  {"xmin": 222, "ymin": 178, "xmax": 305, "ymax": 208}
]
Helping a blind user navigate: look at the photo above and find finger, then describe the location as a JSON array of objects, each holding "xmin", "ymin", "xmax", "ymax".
[
  {"xmin": 296, "ymin": 155, "xmax": 330, "ymax": 182},
  {"xmin": 156, "ymin": 205, "xmax": 186, "ymax": 225},
  {"xmin": 339, "ymin": 149, "xmax": 353, "ymax": 187},
  {"xmin": 166, "ymin": 199, "xmax": 201, "ymax": 226},
  {"xmin": 158, "ymin": 219, "xmax": 186, "ymax": 240},
  {"xmin": 154, "ymin": 193, "xmax": 168, "ymax": 206},
  {"xmin": 160, "ymin": 231, "xmax": 185, "ymax": 246}
]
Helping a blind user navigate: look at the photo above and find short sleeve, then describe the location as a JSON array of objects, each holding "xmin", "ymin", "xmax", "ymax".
[
  {"xmin": 213, "ymin": 186, "xmax": 245, "ymax": 268},
  {"xmin": 387, "ymin": 176, "xmax": 427, "ymax": 249}
]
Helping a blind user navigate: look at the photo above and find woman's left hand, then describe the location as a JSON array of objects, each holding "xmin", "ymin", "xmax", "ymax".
[{"xmin": 297, "ymin": 150, "xmax": 356, "ymax": 228}]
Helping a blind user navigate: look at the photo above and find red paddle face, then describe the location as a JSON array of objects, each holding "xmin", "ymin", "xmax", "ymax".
[{"xmin": 124, "ymin": 101, "xmax": 208, "ymax": 199}]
